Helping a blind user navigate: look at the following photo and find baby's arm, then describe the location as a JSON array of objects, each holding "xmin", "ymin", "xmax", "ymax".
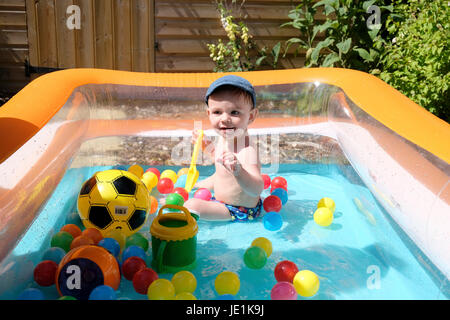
[{"xmin": 194, "ymin": 173, "xmax": 215, "ymax": 191}]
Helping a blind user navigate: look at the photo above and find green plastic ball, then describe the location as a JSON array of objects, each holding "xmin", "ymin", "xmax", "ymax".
[
  {"xmin": 243, "ymin": 246, "xmax": 267, "ymax": 269},
  {"xmin": 50, "ymin": 231, "xmax": 74, "ymax": 253},
  {"xmin": 165, "ymin": 193, "xmax": 185, "ymax": 212},
  {"xmin": 125, "ymin": 232, "xmax": 149, "ymax": 252}
]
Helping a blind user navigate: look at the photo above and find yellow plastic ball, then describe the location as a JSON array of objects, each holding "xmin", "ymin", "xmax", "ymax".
[
  {"xmin": 142, "ymin": 171, "xmax": 158, "ymax": 190},
  {"xmin": 104, "ymin": 229, "xmax": 127, "ymax": 251},
  {"xmin": 128, "ymin": 164, "xmax": 144, "ymax": 178},
  {"xmin": 171, "ymin": 271, "xmax": 197, "ymax": 294},
  {"xmin": 147, "ymin": 279, "xmax": 176, "ymax": 300},
  {"xmin": 317, "ymin": 197, "xmax": 335, "ymax": 213},
  {"xmin": 251, "ymin": 237, "xmax": 272, "ymax": 257},
  {"xmin": 313, "ymin": 207, "xmax": 333, "ymax": 227},
  {"xmin": 175, "ymin": 292, "xmax": 197, "ymax": 300},
  {"xmin": 177, "ymin": 168, "xmax": 189, "ymax": 177},
  {"xmin": 293, "ymin": 270, "xmax": 320, "ymax": 297},
  {"xmin": 214, "ymin": 271, "xmax": 240, "ymax": 296},
  {"xmin": 160, "ymin": 169, "xmax": 178, "ymax": 184}
]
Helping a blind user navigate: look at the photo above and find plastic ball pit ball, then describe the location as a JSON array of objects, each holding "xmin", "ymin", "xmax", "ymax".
[
  {"xmin": 125, "ymin": 232, "xmax": 149, "ymax": 252},
  {"xmin": 313, "ymin": 207, "xmax": 334, "ymax": 227},
  {"xmin": 89, "ymin": 285, "xmax": 117, "ymax": 300},
  {"xmin": 317, "ymin": 197, "xmax": 336, "ymax": 213},
  {"xmin": 166, "ymin": 192, "xmax": 185, "ymax": 211},
  {"xmin": 34, "ymin": 260, "xmax": 58, "ymax": 286},
  {"xmin": 18, "ymin": 288, "xmax": 45, "ymax": 300},
  {"xmin": 271, "ymin": 188, "xmax": 288, "ymax": 205},
  {"xmin": 251, "ymin": 237, "xmax": 272, "ymax": 257},
  {"xmin": 175, "ymin": 292, "xmax": 197, "ymax": 300},
  {"xmin": 194, "ymin": 188, "xmax": 212, "ymax": 201},
  {"xmin": 122, "ymin": 245, "xmax": 146, "ymax": 262},
  {"xmin": 263, "ymin": 212, "xmax": 283, "ymax": 231},
  {"xmin": 50, "ymin": 231, "xmax": 74, "ymax": 253},
  {"xmin": 263, "ymin": 195, "xmax": 282, "ymax": 213},
  {"xmin": 171, "ymin": 270, "xmax": 197, "ymax": 294},
  {"xmin": 56, "ymin": 245, "xmax": 120, "ymax": 300},
  {"xmin": 81, "ymin": 228, "xmax": 103, "ymax": 245},
  {"xmin": 60, "ymin": 224, "xmax": 82, "ymax": 239},
  {"xmin": 271, "ymin": 282, "xmax": 298, "ymax": 300},
  {"xmin": 214, "ymin": 271, "xmax": 240, "ymax": 296},
  {"xmin": 145, "ymin": 167, "xmax": 160, "ymax": 179},
  {"xmin": 70, "ymin": 235, "xmax": 94, "ymax": 250},
  {"xmin": 177, "ymin": 168, "xmax": 189, "ymax": 176},
  {"xmin": 271, "ymin": 176, "xmax": 287, "ymax": 190},
  {"xmin": 157, "ymin": 177, "xmax": 174, "ymax": 194},
  {"xmin": 132, "ymin": 268, "xmax": 159, "ymax": 295},
  {"xmin": 173, "ymin": 187, "xmax": 189, "ymax": 201},
  {"xmin": 42, "ymin": 247, "xmax": 66, "ymax": 264},
  {"xmin": 262, "ymin": 174, "xmax": 271, "ymax": 189},
  {"xmin": 243, "ymin": 246, "xmax": 267, "ymax": 269},
  {"xmin": 128, "ymin": 164, "xmax": 144, "ymax": 179},
  {"xmin": 293, "ymin": 270, "xmax": 320, "ymax": 297},
  {"xmin": 160, "ymin": 169, "xmax": 178, "ymax": 184},
  {"xmin": 147, "ymin": 278, "xmax": 176, "ymax": 300},
  {"xmin": 142, "ymin": 171, "xmax": 158, "ymax": 190},
  {"xmin": 274, "ymin": 260, "xmax": 299, "ymax": 283},
  {"xmin": 149, "ymin": 195, "xmax": 158, "ymax": 214},
  {"xmin": 98, "ymin": 238, "xmax": 121, "ymax": 257},
  {"xmin": 122, "ymin": 257, "xmax": 146, "ymax": 281},
  {"xmin": 105, "ymin": 229, "xmax": 127, "ymax": 250}
]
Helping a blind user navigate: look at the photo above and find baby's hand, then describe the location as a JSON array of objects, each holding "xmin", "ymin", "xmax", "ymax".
[{"xmin": 217, "ymin": 151, "xmax": 241, "ymax": 176}]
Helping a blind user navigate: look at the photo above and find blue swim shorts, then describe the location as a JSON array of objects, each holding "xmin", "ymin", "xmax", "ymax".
[{"xmin": 211, "ymin": 196, "xmax": 262, "ymax": 222}]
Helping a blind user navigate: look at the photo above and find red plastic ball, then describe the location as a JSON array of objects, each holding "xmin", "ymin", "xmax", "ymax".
[
  {"xmin": 274, "ymin": 260, "xmax": 299, "ymax": 283},
  {"xmin": 263, "ymin": 195, "xmax": 282, "ymax": 213},
  {"xmin": 173, "ymin": 187, "xmax": 189, "ymax": 201},
  {"xmin": 145, "ymin": 167, "xmax": 160, "ymax": 179},
  {"xmin": 271, "ymin": 176, "xmax": 287, "ymax": 191},
  {"xmin": 122, "ymin": 257, "xmax": 146, "ymax": 281},
  {"xmin": 157, "ymin": 177, "xmax": 174, "ymax": 194},
  {"xmin": 34, "ymin": 260, "xmax": 58, "ymax": 286},
  {"xmin": 262, "ymin": 174, "xmax": 271, "ymax": 189},
  {"xmin": 132, "ymin": 267, "xmax": 159, "ymax": 295}
]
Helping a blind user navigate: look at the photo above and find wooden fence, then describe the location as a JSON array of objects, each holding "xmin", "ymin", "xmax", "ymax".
[{"xmin": 0, "ymin": 0, "xmax": 314, "ymax": 96}]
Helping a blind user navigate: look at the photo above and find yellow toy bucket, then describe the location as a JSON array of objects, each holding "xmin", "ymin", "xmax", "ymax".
[{"xmin": 150, "ymin": 204, "xmax": 198, "ymax": 273}]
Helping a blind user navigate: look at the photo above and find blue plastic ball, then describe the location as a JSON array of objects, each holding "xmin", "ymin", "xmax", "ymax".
[
  {"xmin": 174, "ymin": 174, "xmax": 187, "ymax": 188},
  {"xmin": 98, "ymin": 238, "xmax": 121, "ymax": 257},
  {"xmin": 42, "ymin": 247, "xmax": 66, "ymax": 264},
  {"xmin": 263, "ymin": 212, "xmax": 283, "ymax": 231},
  {"xmin": 88, "ymin": 285, "xmax": 117, "ymax": 300},
  {"xmin": 18, "ymin": 288, "xmax": 45, "ymax": 300},
  {"xmin": 271, "ymin": 188, "xmax": 288, "ymax": 205},
  {"xmin": 122, "ymin": 245, "xmax": 146, "ymax": 262}
]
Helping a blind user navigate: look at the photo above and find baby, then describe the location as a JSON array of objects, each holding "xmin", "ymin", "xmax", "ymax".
[{"xmin": 184, "ymin": 75, "xmax": 264, "ymax": 221}]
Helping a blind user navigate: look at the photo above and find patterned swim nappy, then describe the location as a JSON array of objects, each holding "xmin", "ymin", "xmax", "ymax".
[{"xmin": 211, "ymin": 197, "xmax": 262, "ymax": 222}]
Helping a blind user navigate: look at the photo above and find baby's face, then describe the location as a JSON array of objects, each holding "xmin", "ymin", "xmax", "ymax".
[{"xmin": 207, "ymin": 90, "xmax": 258, "ymax": 139}]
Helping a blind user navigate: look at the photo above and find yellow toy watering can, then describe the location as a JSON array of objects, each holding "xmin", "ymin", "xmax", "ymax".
[{"xmin": 185, "ymin": 129, "xmax": 203, "ymax": 192}]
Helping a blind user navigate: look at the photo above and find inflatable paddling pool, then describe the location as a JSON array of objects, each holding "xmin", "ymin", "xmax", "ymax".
[{"xmin": 0, "ymin": 68, "xmax": 448, "ymax": 299}]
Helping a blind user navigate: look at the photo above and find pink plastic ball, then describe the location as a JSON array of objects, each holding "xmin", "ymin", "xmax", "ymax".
[
  {"xmin": 157, "ymin": 177, "xmax": 174, "ymax": 194},
  {"xmin": 271, "ymin": 281, "xmax": 297, "ymax": 300},
  {"xmin": 194, "ymin": 188, "xmax": 212, "ymax": 201},
  {"xmin": 262, "ymin": 174, "xmax": 271, "ymax": 189}
]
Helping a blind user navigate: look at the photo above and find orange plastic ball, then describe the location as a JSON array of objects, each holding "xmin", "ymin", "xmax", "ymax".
[
  {"xmin": 60, "ymin": 224, "xmax": 82, "ymax": 239},
  {"xmin": 81, "ymin": 228, "xmax": 103, "ymax": 245},
  {"xmin": 70, "ymin": 235, "xmax": 94, "ymax": 250}
]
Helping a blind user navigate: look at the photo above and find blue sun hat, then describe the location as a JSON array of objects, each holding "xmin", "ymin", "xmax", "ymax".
[{"xmin": 205, "ymin": 75, "xmax": 256, "ymax": 108}]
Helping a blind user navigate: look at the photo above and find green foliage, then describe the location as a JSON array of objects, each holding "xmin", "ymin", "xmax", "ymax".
[
  {"xmin": 378, "ymin": 0, "xmax": 449, "ymax": 122},
  {"xmin": 282, "ymin": 0, "xmax": 393, "ymax": 71},
  {"xmin": 207, "ymin": 0, "xmax": 280, "ymax": 72}
]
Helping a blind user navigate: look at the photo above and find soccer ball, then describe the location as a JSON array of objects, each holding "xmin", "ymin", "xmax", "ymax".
[{"xmin": 77, "ymin": 170, "xmax": 150, "ymax": 237}]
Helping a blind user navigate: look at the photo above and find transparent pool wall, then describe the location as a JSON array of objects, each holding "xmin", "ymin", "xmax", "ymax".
[{"xmin": 0, "ymin": 81, "xmax": 448, "ymax": 298}]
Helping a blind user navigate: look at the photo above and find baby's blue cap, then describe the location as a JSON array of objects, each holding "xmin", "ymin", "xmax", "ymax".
[{"xmin": 205, "ymin": 75, "xmax": 256, "ymax": 108}]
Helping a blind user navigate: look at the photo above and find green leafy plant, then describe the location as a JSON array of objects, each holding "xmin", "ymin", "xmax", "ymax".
[
  {"xmin": 207, "ymin": 0, "xmax": 280, "ymax": 72},
  {"xmin": 282, "ymin": 0, "xmax": 393, "ymax": 71},
  {"xmin": 378, "ymin": 0, "xmax": 449, "ymax": 122}
]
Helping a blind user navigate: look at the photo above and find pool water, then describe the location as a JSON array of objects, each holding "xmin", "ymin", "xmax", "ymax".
[{"xmin": 0, "ymin": 164, "xmax": 447, "ymax": 300}]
